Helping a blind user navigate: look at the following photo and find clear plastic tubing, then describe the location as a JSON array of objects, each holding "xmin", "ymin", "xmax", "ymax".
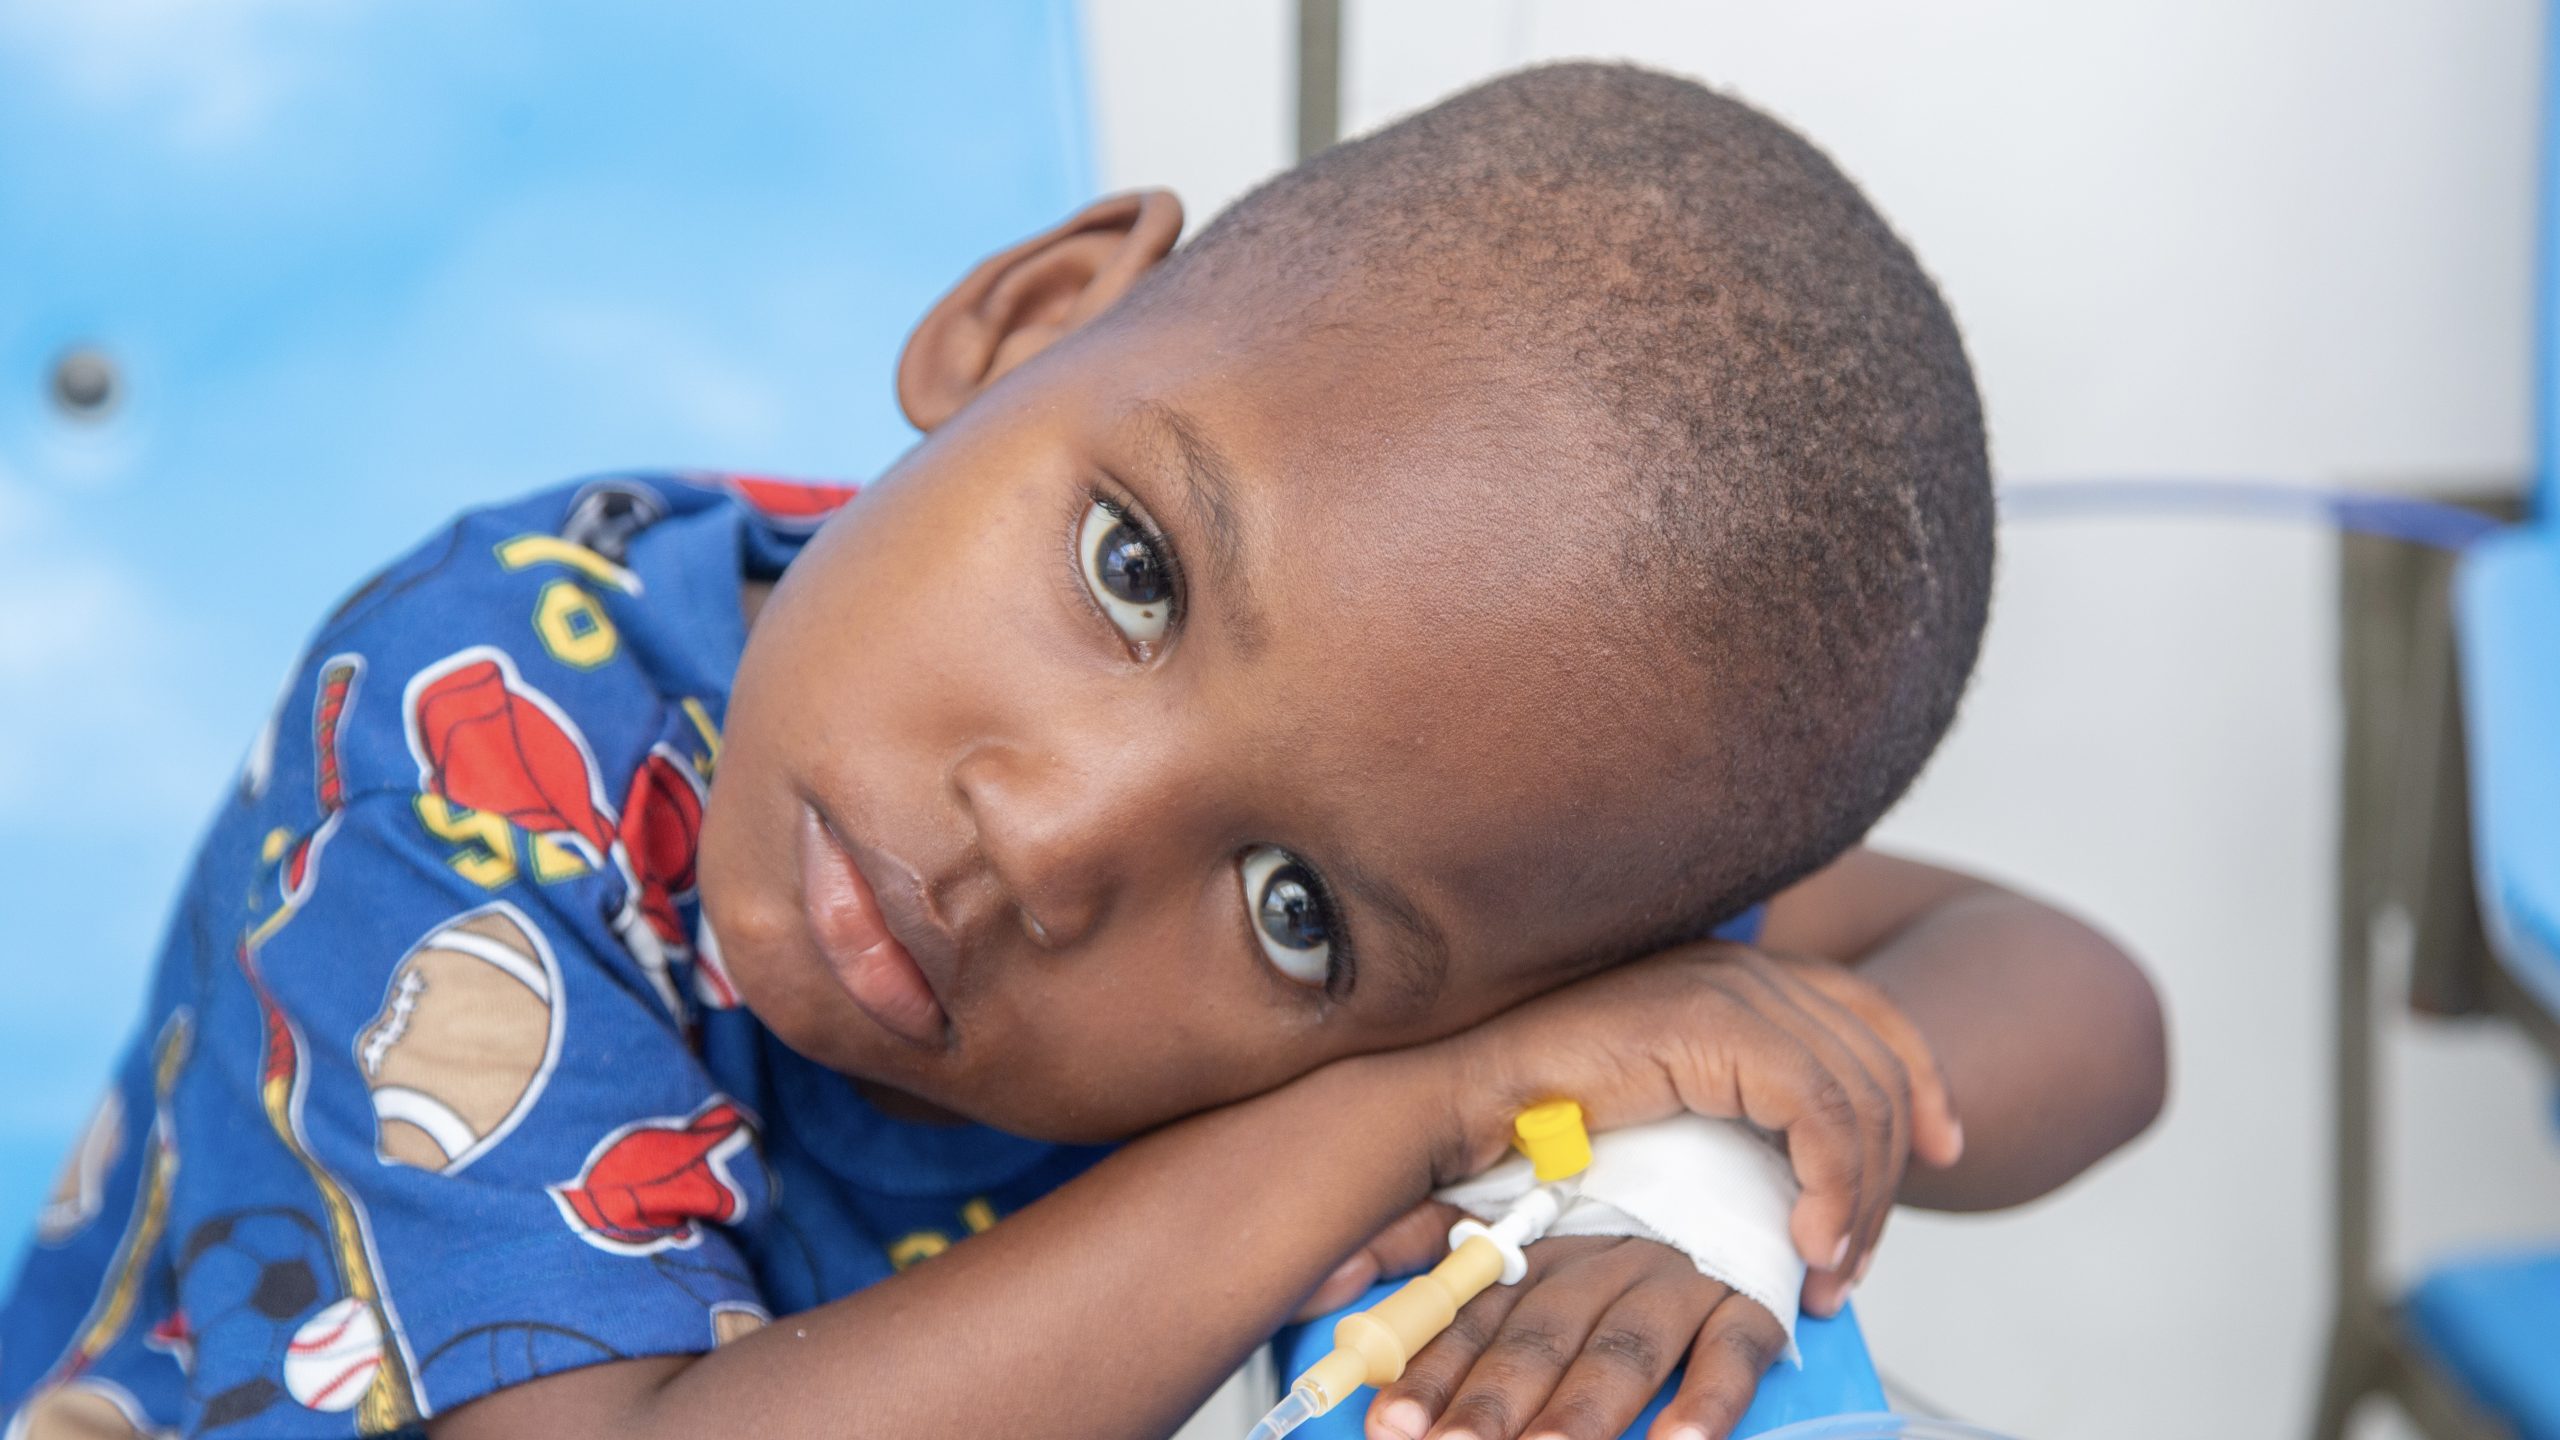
[{"xmin": 1243, "ymin": 1385, "xmax": 1319, "ymax": 1440}]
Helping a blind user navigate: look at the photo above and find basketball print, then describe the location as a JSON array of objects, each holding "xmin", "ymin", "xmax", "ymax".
[
  {"xmin": 283, "ymin": 1296, "xmax": 384, "ymax": 1412},
  {"xmin": 34, "ymin": 1088, "xmax": 123, "ymax": 1246},
  {"xmin": 354, "ymin": 902, "xmax": 564, "ymax": 1174},
  {"xmin": 419, "ymin": 1319, "xmax": 621, "ymax": 1394},
  {"xmin": 3, "ymin": 1378, "xmax": 162, "ymax": 1440}
]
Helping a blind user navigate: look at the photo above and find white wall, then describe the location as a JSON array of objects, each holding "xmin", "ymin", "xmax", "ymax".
[{"xmin": 1084, "ymin": 4, "xmax": 2560, "ymax": 1438}]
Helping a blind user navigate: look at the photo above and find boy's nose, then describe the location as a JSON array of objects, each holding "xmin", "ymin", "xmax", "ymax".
[{"xmin": 946, "ymin": 738, "xmax": 1169, "ymax": 954}]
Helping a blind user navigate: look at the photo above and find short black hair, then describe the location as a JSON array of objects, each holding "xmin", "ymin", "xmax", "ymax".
[{"xmin": 1139, "ymin": 62, "xmax": 1993, "ymax": 946}]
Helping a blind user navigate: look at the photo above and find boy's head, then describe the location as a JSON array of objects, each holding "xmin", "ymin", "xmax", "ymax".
[{"xmin": 698, "ymin": 63, "xmax": 1992, "ymax": 1141}]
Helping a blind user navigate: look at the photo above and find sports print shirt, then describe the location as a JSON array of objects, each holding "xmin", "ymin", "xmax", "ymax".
[
  {"xmin": 0, "ymin": 472, "xmax": 1769, "ymax": 1439},
  {"xmin": 0, "ymin": 474, "xmax": 1111, "ymax": 1438}
]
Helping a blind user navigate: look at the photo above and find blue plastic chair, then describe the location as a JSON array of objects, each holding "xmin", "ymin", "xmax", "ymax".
[
  {"xmin": 0, "ymin": 0, "xmax": 1094, "ymax": 1239},
  {"xmin": 2398, "ymin": 1, "xmax": 2560, "ymax": 1430},
  {"xmin": 2309, "ymin": 8, "xmax": 2560, "ymax": 1436},
  {"xmin": 1281, "ymin": 1286, "xmax": 1890, "ymax": 1439},
  {"xmin": 2407, "ymin": 370, "xmax": 2560, "ymax": 1434}
]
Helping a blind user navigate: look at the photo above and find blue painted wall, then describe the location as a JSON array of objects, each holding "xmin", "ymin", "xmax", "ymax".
[{"xmin": 0, "ymin": 0, "xmax": 1093, "ymax": 1240}]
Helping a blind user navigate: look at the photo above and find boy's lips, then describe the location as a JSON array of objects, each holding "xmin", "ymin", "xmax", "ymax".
[{"xmin": 796, "ymin": 805, "xmax": 950, "ymax": 1049}]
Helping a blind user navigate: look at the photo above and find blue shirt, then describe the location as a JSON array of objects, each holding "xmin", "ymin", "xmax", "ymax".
[{"xmin": 0, "ymin": 473, "xmax": 1763, "ymax": 1437}]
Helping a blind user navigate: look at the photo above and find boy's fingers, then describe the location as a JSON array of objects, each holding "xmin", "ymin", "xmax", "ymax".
[
  {"xmin": 1745, "ymin": 1055, "xmax": 1865, "ymax": 1275},
  {"xmin": 1517, "ymin": 1276, "xmax": 1718, "ymax": 1440},
  {"xmin": 1766, "ymin": 973, "xmax": 1914, "ymax": 1297},
  {"xmin": 1649, "ymin": 1295, "xmax": 1787, "ymax": 1440},
  {"xmin": 1421, "ymin": 1246, "xmax": 1641, "ymax": 1440},
  {"xmin": 1793, "ymin": 962, "xmax": 1964, "ymax": 1170},
  {"xmin": 1376, "ymin": 1202, "xmax": 1470, "ymax": 1279},
  {"xmin": 1301, "ymin": 1201, "xmax": 1469, "ymax": 1321},
  {"xmin": 1690, "ymin": 978, "xmax": 1865, "ymax": 1272},
  {"xmin": 1300, "ymin": 1249, "xmax": 1380, "ymax": 1322},
  {"xmin": 1724, "ymin": 959, "xmax": 1901, "ymax": 1286},
  {"xmin": 1368, "ymin": 1276, "xmax": 1527, "ymax": 1439},
  {"xmin": 1799, "ymin": 1267, "xmax": 1849, "ymax": 1321}
]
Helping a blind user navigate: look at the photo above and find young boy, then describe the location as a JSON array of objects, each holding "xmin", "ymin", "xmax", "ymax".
[{"xmin": 0, "ymin": 64, "xmax": 2165, "ymax": 1440}]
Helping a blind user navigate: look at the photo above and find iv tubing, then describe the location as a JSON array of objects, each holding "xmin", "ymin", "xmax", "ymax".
[{"xmin": 1244, "ymin": 1103, "xmax": 1591, "ymax": 1440}]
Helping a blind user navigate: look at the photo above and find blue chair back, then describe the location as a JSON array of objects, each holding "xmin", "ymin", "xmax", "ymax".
[
  {"xmin": 0, "ymin": 0, "xmax": 1093, "ymax": 1242},
  {"xmin": 2540, "ymin": 0, "xmax": 2560, "ymax": 519}
]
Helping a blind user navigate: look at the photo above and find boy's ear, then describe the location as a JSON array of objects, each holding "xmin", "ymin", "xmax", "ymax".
[{"xmin": 897, "ymin": 190, "xmax": 1185, "ymax": 431}]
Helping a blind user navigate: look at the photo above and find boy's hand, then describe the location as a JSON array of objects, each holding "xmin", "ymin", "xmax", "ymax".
[
  {"xmin": 1365, "ymin": 1235, "xmax": 1781, "ymax": 1440},
  {"xmin": 1434, "ymin": 946, "xmax": 1963, "ymax": 1313},
  {"xmin": 1295, "ymin": 1200, "xmax": 1469, "ymax": 1321}
]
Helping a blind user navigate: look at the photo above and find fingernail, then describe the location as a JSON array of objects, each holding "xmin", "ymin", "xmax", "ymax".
[
  {"xmin": 1373, "ymin": 1399, "xmax": 1429, "ymax": 1440},
  {"xmin": 1948, "ymin": 1120, "xmax": 1966, "ymax": 1161},
  {"xmin": 1828, "ymin": 1236, "xmax": 1851, "ymax": 1269},
  {"xmin": 1852, "ymin": 1251, "xmax": 1874, "ymax": 1286},
  {"xmin": 1668, "ymin": 1426, "xmax": 1710, "ymax": 1440}
]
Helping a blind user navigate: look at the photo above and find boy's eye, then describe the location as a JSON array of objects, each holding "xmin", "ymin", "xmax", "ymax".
[
  {"xmin": 1240, "ymin": 845, "xmax": 1335, "ymax": 987},
  {"xmin": 1078, "ymin": 500, "xmax": 1173, "ymax": 646}
]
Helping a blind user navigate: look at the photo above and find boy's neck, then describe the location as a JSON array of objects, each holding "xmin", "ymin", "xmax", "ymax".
[{"xmin": 857, "ymin": 1080, "xmax": 969, "ymax": 1126}]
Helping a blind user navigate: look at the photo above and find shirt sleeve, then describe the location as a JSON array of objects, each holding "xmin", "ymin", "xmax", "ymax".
[{"xmin": 193, "ymin": 779, "xmax": 769, "ymax": 1428}]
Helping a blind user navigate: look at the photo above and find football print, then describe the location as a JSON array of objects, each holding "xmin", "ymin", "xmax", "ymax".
[
  {"xmin": 353, "ymin": 902, "xmax": 564, "ymax": 1174},
  {"xmin": 2, "ymin": 1377, "xmax": 162, "ymax": 1440},
  {"xmin": 33, "ymin": 1089, "xmax": 123, "ymax": 1246},
  {"xmin": 709, "ymin": 1300, "xmax": 769, "ymax": 1347},
  {"xmin": 175, "ymin": 1206, "xmax": 334, "ymax": 1430}
]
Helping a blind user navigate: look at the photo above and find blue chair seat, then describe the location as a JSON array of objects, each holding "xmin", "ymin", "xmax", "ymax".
[
  {"xmin": 2454, "ymin": 525, "xmax": 2560, "ymax": 1020},
  {"xmin": 2404, "ymin": 1249, "xmax": 2560, "ymax": 1440},
  {"xmin": 1279, "ymin": 1284, "xmax": 1888, "ymax": 1438}
]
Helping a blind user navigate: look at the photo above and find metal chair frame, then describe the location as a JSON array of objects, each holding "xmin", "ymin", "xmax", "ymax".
[{"xmin": 2312, "ymin": 516, "xmax": 2551, "ymax": 1440}]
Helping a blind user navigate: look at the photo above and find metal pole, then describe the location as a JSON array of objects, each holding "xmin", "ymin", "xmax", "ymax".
[{"xmin": 1296, "ymin": 0, "xmax": 1341, "ymax": 161}]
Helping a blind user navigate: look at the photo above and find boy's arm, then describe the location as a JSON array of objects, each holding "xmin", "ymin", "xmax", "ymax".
[
  {"xmin": 433, "ymin": 945, "xmax": 1951, "ymax": 1440},
  {"xmin": 432, "ymin": 1053, "xmax": 1444, "ymax": 1440},
  {"xmin": 1759, "ymin": 846, "xmax": 2169, "ymax": 1215}
]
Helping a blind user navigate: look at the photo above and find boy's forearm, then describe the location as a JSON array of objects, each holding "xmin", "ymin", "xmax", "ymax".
[
  {"xmin": 1853, "ymin": 884, "xmax": 2166, "ymax": 1210},
  {"xmin": 1764, "ymin": 849, "xmax": 2168, "ymax": 1212},
  {"xmin": 433, "ymin": 1053, "xmax": 1454, "ymax": 1440}
]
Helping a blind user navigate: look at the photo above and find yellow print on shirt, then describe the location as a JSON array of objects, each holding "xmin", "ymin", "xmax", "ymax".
[{"xmin": 887, "ymin": 1196, "xmax": 1002, "ymax": 1271}]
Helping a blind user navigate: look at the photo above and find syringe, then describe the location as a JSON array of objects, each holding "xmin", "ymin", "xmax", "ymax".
[{"xmin": 1245, "ymin": 1101, "xmax": 1593, "ymax": 1440}]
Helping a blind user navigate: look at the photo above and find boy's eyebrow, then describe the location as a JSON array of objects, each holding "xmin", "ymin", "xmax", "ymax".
[
  {"xmin": 1128, "ymin": 402, "xmax": 1444, "ymax": 1000},
  {"xmin": 1136, "ymin": 401, "xmax": 1265, "ymax": 648},
  {"xmin": 1327, "ymin": 848, "xmax": 1450, "ymax": 1009}
]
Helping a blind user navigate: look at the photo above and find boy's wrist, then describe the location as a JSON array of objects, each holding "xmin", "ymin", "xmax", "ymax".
[{"xmin": 1279, "ymin": 1046, "xmax": 1479, "ymax": 1197}]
